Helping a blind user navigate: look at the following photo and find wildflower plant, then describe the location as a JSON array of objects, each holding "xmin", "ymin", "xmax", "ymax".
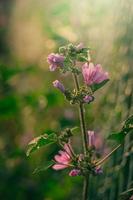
[{"xmin": 27, "ymin": 43, "xmax": 133, "ymax": 200}]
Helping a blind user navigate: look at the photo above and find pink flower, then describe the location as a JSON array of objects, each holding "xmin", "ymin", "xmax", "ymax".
[
  {"xmin": 88, "ymin": 130, "xmax": 95, "ymax": 147},
  {"xmin": 83, "ymin": 95, "xmax": 94, "ymax": 103},
  {"xmin": 53, "ymin": 80, "xmax": 65, "ymax": 93},
  {"xmin": 94, "ymin": 166, "xmax": 103, "ymax": 175},
  {"xmin": 52, "ymin": 144, "xmax": 72, "ymax": 170},
  {"xmin": 130, "ymin": 195, "xmax": 133, "ymax": 200},
  {"xmin": 82, "ymin": 62, "xmax": 109, "ymax": 86},
  {"xmin": 88, "ymin": 131, "xmax": 109, "ymax": 156},
  {"xmin": 69, "ymin": 169, "xmax": 80, "ymax": 176},
  {"xmin": 47, "ymin": 53, "xmax": 65, "ymax": 71}
]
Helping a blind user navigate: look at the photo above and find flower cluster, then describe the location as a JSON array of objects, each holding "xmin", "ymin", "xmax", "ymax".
[
  {"xmin": 46, "ymin": 43, "xmax": 109, "ymax": 177},
  {"xmin": 47, "ymin": 43, "xmax": 109, "ymax": 106},
  {"xmin": 52, "ymin": 130, "xmax": 103, "ymax": 177}
]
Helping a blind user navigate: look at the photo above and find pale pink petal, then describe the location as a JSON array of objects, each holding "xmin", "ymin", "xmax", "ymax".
[
  {"xmin": 54, "ymin": 154, "xmax": 70, "ymax": 164},
  {"xmin": 59, "ymin": 150, "xmax": 70, "ymax": 160},
  {"xmin": 82, "ymin": 62, "xmax": 109, "ymax": 85},
  {"xmin": 88, "ymin": 62, "xmax": 95, "ymax": 80},
  {"xmin": 88, "ymin": 130, "xmax": 95, "ymax": 147},
  {"xmin": 64, "ymin": 144, "xmax": 72, "ymax": 157},
  {"xmin": 52, "ymin": 164, "xmax": 68, "ymax": 170}
]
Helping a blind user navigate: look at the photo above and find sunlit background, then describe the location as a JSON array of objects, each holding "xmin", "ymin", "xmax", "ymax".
[{"xmin": 0, "ymin": 0, "xmax": 133, "ymax": 199}]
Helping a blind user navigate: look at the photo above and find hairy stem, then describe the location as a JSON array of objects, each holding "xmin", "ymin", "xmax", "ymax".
[
  {"xmin": 96, "ymin": 144, "xmax": 122, "ymax": 166},
  {"xmin": 73, "ymin": 73, "xmax": 89, "ymax": 200},
  {"xmin": 73, "ymin": 73, "xmax": 88, "ymax": 154}
]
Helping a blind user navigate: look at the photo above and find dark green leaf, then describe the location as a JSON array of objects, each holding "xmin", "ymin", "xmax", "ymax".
[
  {"xmin": 108, "ymin": 132, "xmax": 126, "ymax": 143},
  {"xmin": 108, "ymin": 115, "xmax": 133, "ymax": 143},
  {"xmin": 90, "ymin": 79, "xmax": 109, "ymax": 92},
  {"xmin": 76, "ymin": 55, "xmax": 88, "ymax": 62},
  {"xmin": 26, "ymin": 133, "xmax": 57, "ymax": 156},
  {"xmin": 33, "ymin": 161, "xmax": 54, "ymax": 174}
]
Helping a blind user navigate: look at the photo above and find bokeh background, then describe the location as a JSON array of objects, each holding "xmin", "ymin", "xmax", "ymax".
[{"xmin": 0, "ymin": 0, "xmax": 133, "ymax": 199}]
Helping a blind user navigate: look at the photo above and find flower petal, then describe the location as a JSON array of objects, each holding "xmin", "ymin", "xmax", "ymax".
[{"xmin": 52, "ymin": 164, "xmax": 68, "ymax": 170}]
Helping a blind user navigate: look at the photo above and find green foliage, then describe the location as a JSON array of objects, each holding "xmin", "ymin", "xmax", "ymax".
[
  {"xmin": 108, "ymin": 115, "xmax": 133, "ymax": 143},
  {"xmin": 119, "ymin": 188, "xmax": 133, "ymax": 200},
  {"xmin": 71, "ymin": 126, "xmax": 80, "ymax": 134},
  {"xmin": 90, "ymin": 79, "xmax": 109, "ymax": 92},
  {"xmin": 33, "ymin": 161, "xmax": 54, "ymax": 174},
  {"xmin": 122, "ymin": 115, "xmax": 133, "ymax": 133},
  {"xmin": 0, "ymin": 95, "xmax": 19, "ymax": 119},
  {"xmin": 59, "ymin": 43, "xmax": 90, "ymax": 74},
  {"xmin": 108, "ymin": 132, "xmax": 125, "ymax": 143},
  {"xmin": 26, "ymin": 133, "xmax": 57, "ymax": 156}
]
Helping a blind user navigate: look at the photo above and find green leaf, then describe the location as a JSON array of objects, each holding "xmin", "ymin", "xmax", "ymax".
[
  {"xmin": 108, "ymin": 132, "xmax": 126, "ymax": 143},
  {"xmin": 33, "ymin": 161, "xmax": 54, "ymax": 174},
  {"xmin": 26, "ymin": 133, "xmax": 57, "ymax": 156},
  {"xmin": 71, "ymin": 126, "xmax": 80, "ymax": 134},
  {"xmin": 90, "ymin": 79, "xmax": 109, "ymax": 92},
  {"xmin": 76, "ymin": 55, "xmax": 88, "ymax": 62},
  {"xmin": 108, "ymin": 115, "xmax": 133, "ymax": 143},
  {"xmin": 122, "ymin": 115, "xmax": 133, "ymax": 134}
]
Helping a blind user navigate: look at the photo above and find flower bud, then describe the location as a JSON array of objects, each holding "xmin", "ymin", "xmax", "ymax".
[
  {"xmin": 69, "ymin": 169, "xmax": 81, "ymax": 176},
  {"xmin": 94, "ymin": 166, "xmax": 103, "ymax": 175},
  {"xmin": 88, "ymin": 130, "xmax": 95, "ymax": 147},
  {"xmin": 47, "ymin": 53, "xmax": 65, "ymax": 71},
  {"xmin": 83, "ymin": 95, "xmax": 94, "ymax": 103},
  {"xmin": 53, "ymin": 80, "xmax": 65, "ymax": 93}
]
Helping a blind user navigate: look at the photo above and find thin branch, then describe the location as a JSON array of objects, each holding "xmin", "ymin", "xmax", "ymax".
[{"xmin": 95, "ymin": 144, "xmax": 122, "ymax": 166}]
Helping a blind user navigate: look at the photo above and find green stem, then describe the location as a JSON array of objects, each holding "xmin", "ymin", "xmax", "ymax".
[
  {"xmin": 72, "ymin": 73, "xmax": 89, "ymax": 200},
  {"xmin": 72, "ymin": 73, "xmax": 88, "ymax": 155},
  {"xmin": 83, "ymin": 176, "xmax": 89, "ymax": 200}
]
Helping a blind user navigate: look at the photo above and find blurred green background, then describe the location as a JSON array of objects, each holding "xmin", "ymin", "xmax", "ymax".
[{"xmin": 0, "ymin": 0, "xmax": 133, "ymax": 199}]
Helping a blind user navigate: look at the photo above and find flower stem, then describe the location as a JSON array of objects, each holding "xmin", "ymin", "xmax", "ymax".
[
  {"xmin": 83, "ymin": 176, "xmax": 89, "ymax": 200},
  {"xmin": 95, "ymin": 144, "xmax": 122, "ymax": 166},
  {"xmin": 73, "ymin": 73, "xmax": 89, "ymax": 200},
  {"xmin": 72, "ymin": 73, "xmax": 88, "ymax": 155}
]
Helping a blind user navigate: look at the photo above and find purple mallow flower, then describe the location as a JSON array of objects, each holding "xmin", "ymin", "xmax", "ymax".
[
  {"xmin": 47, "ymin": 53, "xmax": 65, "ymax": 71},
  {"xmin": 82, "ymin": 62, "xmax": 109, "ymax": 86},
  {"xmin": 94, "ymin": 166, "xmax": 103, "ymax": 175},
  {"xmin": 83, "ymin": 95, "xmax": 94, "ymax": 103},
  {"xmin": 88, "ymin": 130, "xmax": 95, "ymax": 147},
  {"xmin": 69, "ymin": 169, "xmax": 81, "ymax": 176},
  {"xmin": 53, "ymin": 80, "xmax": 65, "ymax": 93}
]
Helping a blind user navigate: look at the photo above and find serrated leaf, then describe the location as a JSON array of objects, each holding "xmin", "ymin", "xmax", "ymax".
[
  {"xmin": 33, "ymin": 161, "xmax": 54, "ymax": 174},
  {"xmin": 26, "ymin": 133, "xmax": 57, "ymax": 156},
  {"xmin": 108, "ymin": 132, "xmax": 126, "ymax": 143},
  {"xmin": 90, "ymin": 79, "xmax": 109, "ymax": 92}
]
